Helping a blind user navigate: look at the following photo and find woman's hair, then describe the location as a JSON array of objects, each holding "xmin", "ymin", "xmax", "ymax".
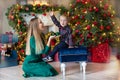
[{"xmin": 26, "ymin": 17, "xmax": 44, "ymax": 55}]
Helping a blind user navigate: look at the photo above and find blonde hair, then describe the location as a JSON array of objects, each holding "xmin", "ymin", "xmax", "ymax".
[
  {"xmin": 60, "ymin": 14, "xmax": 69, "ymax": 21},
  {"xmin": 26, "ymin": 17, "xmax": 44, "ymax": 55}
]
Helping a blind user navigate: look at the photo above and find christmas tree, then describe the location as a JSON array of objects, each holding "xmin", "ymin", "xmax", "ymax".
[{"xmin": 68, "ymin": 0, "xmax": 116, "ymax": 47}]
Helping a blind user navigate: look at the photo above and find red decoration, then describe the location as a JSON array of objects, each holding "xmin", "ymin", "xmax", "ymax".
[
  {"xmin": 91, "ymin": 42, "xmax": 110, "ymax": 63},
  {"xmin": 37, "ymin": 4, "xmax": 41, "ymax": 7},
  {"xmin": 82, "ymin": 9, "xmax": 87, "ymax": 13},
  {"xmin": 87, "ymin": 33, "xmax": 91, "ymax": 38},
  {"xmin": 81, "ymin": 15, "xmax": 85, "ymax": 19},
  {"xmin": 95, "ymin": 7, "xmax": 99, "ymax": 12},
  {"xmin": 74, "ymin": 15, "xmax": 79, "ymax": 19},
  {"xmin": 100, "ymin": 25, "xmax": 104, "ymax": 30},
  {"xmin": 76, "ymin": 22, "xmax": 81, "ymax": 25},
  {"xmin": 25, "ymin": 7, "xmax": 29, "ymax": 11},
  {"xmin": 51, "ymin": 39, "xmax": 56, "ymax": 46},
  {"xmin": 31, "ymin": 13, "xmax": 35, "ymax": 16},
  {"xmin": 93, "ymin": 21, "xmax": 97, "ymax": 25},
  {"xmin": 43, "ymin": 13, "xmax": 46, "ymax": 16},
  {"xmin": 19, "ymin": 31, "xmax": 22, "ymax": 35},
  {"xmin": 76, "ymin": 0, "xmax": 81, "ymax": 3},
  {"xmin": 107, "ymin": 12, "xmax": 111, "ymax": 17},
  {"xmin": 75, "ymin": 30, "xmax": 79, "ymax": 33},
  {"xmin": 21, "ymin": 50, "xmax": 24, "ymax": 53},
  {"xmin": 106, "ymin": 26, "xmax": 111, "ymax": 30},
  {"xmin": 18, "ymin": 19, "xmax": 21, "ymax": 24},
  {"xmin": 86, "ymin": 25, "xmax": 91, "ymax": 30},
  {"xmin": 89, "ymin": 7, "xmax": 93, "ymax": 12},
  {"xmin": 79, "ymin": 39, "xmax": 84, "ymax": 45},
  {"xmin": 103, "ymin": 14, "xmax": 107, "ymax": 17},
  {"xmin": 104, "ymin": 3, "xmax": 109, "ymax": 10},
  {"xmin": 80, "ymin": 34, "xmax": 83, "ymax": 38},
  {"xmin": 10, "ymin": 15, "xmax": 14, "ymax": 20}
]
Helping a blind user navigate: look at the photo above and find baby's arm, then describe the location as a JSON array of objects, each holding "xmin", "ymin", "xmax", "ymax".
[{"xmin": 50, "ymin": 11, "xmax": 61, "ymax": 27}]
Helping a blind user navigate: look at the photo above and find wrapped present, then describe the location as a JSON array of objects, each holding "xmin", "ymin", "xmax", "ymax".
[
  {"xmin": 1, "ymin": 34, "xmax": 9, "ymax": 43},
  {"xmin": 12, "ymin": 34, "xmax": 18, "ymax": 43},
  {"xmin": 8, "ymin": 34, "xmax": 13, "ymax": 43},
  {"xmin": 91, "ymin": 42, "xmax": 110, "ymax": 63}
]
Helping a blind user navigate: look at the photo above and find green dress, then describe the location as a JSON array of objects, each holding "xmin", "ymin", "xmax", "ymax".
[{"xmin": 22, "ymin": 36, "xmax": 58, "ymax": 78}]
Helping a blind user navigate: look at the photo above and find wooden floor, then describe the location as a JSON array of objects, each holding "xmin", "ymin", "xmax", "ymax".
[{"xmin": 0, "ymin": 55, "xmax": 120, "ymax": 80}]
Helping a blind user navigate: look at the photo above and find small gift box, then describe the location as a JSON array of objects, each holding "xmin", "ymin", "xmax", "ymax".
[{"xmin": 91, "ymin": 42, "xmax": 110, "ymax": 63}]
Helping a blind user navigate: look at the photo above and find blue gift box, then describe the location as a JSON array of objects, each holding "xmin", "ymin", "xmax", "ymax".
[{"xmin": 1, "ymin": 34, "xmax": 9, "ymax": 43}]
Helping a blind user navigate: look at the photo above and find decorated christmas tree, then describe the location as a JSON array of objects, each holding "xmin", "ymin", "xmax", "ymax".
[
  {"xmin": 68, "ymin": 0, "xmax": 116, "ymax": 47},
  {"xmin": 6, "ymin": 4, "xmax": 67, "ymax": 64}
]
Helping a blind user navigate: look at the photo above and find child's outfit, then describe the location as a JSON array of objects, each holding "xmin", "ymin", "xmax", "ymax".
[{"xmin": 43, "ymin": 15, "xmax": 73, "ymax": 62}]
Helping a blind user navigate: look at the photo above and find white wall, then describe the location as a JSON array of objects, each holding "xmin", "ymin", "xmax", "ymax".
[{"xmin": 0, "ymin": 0, "xmax": 16, "ymax": 34}]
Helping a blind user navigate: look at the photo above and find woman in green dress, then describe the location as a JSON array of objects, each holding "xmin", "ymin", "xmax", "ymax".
[{"xmin": 22, "ymin": 17, "xmax": 58, "ymax": 78}]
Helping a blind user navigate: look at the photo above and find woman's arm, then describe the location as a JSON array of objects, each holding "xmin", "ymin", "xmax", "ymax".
[{"xmin": 43, "ymin": 36, "xmax": 56, "ymax": 54}]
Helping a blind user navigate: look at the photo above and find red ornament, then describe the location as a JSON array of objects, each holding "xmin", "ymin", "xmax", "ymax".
[
  {"xmin": 25, "ymin": 7, "xmax": 29, "ymax": 11},
  {"xmin": 76, "ymin": 0, "xmax": 81, "ymax": 3},
  {"xmin": 79, "ymin": 39, "xmax": 84, "ymax": 45},
  {"xmin": 80, "ymin": 34, "xmax": 83, "ymax": 38},
  {"xmin": 107, "ymin": 12, "xmax": 111, "ymax": 17},
  {"xmin": 93, "ymin": 21, "xmax": 97, "ymax": 25},
  {"xmin": 31, "ymin": 13, "xmax": 35, "ymax": 16},
  {"xmin": 82, "ymin": 9, "xmax": 87, "ymax": 13},
  {"xmin": 19, "ymin": 31, "xmax": 22, "ymax": 35},
  {"xmin": 37, "ymin": 4, "xmax": 41, "ymax": 7},
  {"xmin": 105, "ymin": 39, "xmax": 109, "ymax": 43},
  {"xmin": 100, "ymin": 25, "xmax": 104, "ymax": 30},
  {"xmin": 71, "ymin": 5, "xmax": 75, "ymax": 8},
  {"xmin": 99, "ymin": 36, "xmax": 103, "ymax": 40},
  {"xmin": 103, "ymin": 14, "xmax": 107, "ymax": 17},
  {"xmin": 106, "ymin": 26, "xmax": 111, "ymax": 30},
  {"xmin": 43, "ymin": 13, "xmax": 46, "ymax": 16},
  {"xmin": 104, "ymin": 3, "xmax": 109, "ymax": 10},
  {"xmin": 74, "ymin": 15, "xmax": 79, "ymax": 19},
  {"xmin": 87, "ymin": 33, "xmax": 91, "ymax": 38},
  {"xmin": 76, "ymin": 22, "xmax": 81, "ymax": 25},
  {"xmin": 72, "ymin": 34, "xmax": 75, "ymax": 38},
  {"xmin": 18, "ymin": 19, "xmax": 21, "ymax": 24},
  {"xmin": 18, "ymin": 6, "xmax": 21, "ymax": 10},
  {"xmin": 81, "ymin": 15, "xmax": 85, "ymax": 19},
  {"xmin": 10, "ymin": 15, "xmax": 14, "ymax": 20},
  {"xmin": 95, "ymin": 8, "xmax": 99, "ymax": 12},
  {"xmin": 75, "ymin": 30, "xmax": 79, "ymax": 33},
  {"xmin": 21, "ymin": 50, "xmax": 24, "ymax": 53},
  {"xmin": 18, "ymin": 41, "xmax": 21, "ymax": 45},
  {"xmin": 89, "ymin": 7, "xmax": 93, "ymax": 12},
  {"xmin": 51, "ymin": 39, "xmax": 56, "ymax": 46},
  {"xmin": 86, "ymin": 25, "xmax": 91, "ymax": 30}
]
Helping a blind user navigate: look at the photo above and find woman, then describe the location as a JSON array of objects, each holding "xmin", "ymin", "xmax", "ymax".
[{"xmin": 22, "ymin": 17, "xmax": 58, "ymax": 78}]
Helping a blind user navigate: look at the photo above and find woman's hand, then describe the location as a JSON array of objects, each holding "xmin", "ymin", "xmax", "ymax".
[
  {"xmin": 47, "ymin": 36, "xmax": 56, "ymax": 46},
  {"xmin": 49, "ymin": 36, "xmax": 56, "ymax": 40}
]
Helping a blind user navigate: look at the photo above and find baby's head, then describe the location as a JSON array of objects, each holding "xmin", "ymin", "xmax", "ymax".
[{"xmin": 59, "ymin": 15, "xmax": 68, "ymax": 27}]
